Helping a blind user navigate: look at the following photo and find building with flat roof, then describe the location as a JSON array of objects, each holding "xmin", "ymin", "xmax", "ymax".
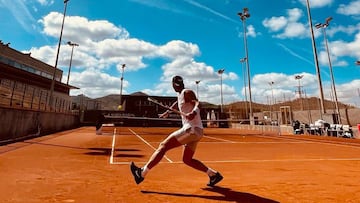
[{"xmin": 0, "ymin": 40, "xmax": 77, "ymax": 112}]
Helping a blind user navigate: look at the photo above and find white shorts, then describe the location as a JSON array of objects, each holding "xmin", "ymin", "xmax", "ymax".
[{"xmin": 170, "ymin": 126, "xmax": 203, "ymax": 151}]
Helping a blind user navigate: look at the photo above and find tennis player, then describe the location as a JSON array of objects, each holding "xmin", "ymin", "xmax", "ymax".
[{"xmin": 130, "ymin": 75, "xmax": 223, "ymax": 187}]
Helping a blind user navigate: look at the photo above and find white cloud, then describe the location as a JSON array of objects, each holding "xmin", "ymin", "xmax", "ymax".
[
  {"xmin": 39, "ymin": 12, "xmax": 129, "ymax": 45},
  {"xmin": 263, "ymin": 8, "xmax": 307, "ymax": 39},
  {"xmin": 325, "ymin": 23, "xmax": 360, "ymax": 37},
  {"xmin": 337, "ymin": 0, "xmax": 360, "ymax": 16},
  {"xmin": 328, "ymin": 33, "xmax": 360, "ymax": 59},
  {"xmin": 262, "ymin": 16, "xmax": 287, "ymax": 32},
  {"xmin": 237, "ymin": 24, "xmax": 259, "ymax": 38},
  {"xmin": 25, "ymin": 9, "xmax": 359, "ymax": 107},
  {"xmin": 278, "ymin": 22, "xmax": 307, "ymax": 39},
  {"xmin": 246, "ymin": 25, "xmax": 259, "ymax": 37},
  {"xmin": 288, "ymin": 7, "xmax": 302, "ymax": 22},
  {"xmin": 157, "ymin": 40, "xmax": 200, "ymax": 59},
  {"xmin": 36, "ymin": 0, "xmax": 54, "ymax": 6},
  {"xmin": 298, "ymin": 0, "xmax": 334, "ymax": 8},
  {"xmin": 29, "ymin": 12, "xmax": 240, "ymax": 104},
  {"xmin": 107, "ymin": 38, "xmax": 157, "ymax": 56},
  {"xmin": 336, "ymin": 80, "xmax": 360, "ymax": 106},
  {"xmin": 317, "ymin": 48, "xmax": 347, "ymax": 68},
  {"xmin": 70, "ymin": 68, "xmax": 127, "ymax": 99}
]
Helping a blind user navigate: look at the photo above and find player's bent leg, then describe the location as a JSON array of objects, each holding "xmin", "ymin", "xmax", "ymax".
[
  {"xmin": 131, "ymin": 137, "xmax": 182, "ymax": 184},
  {"xmin": 183, "ymin": 145, "xmax": 223, "ymax": 187},
  {"xmin": 182, "ymin": 146, "xmax": 208, "ymax": 172},
  {"xmin": 146, "ymin": 136, "xmax": 182, "ymax": 169}
]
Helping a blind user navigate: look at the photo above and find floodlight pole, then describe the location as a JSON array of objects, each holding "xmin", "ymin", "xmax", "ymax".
[
  {"xmin": 119, "ymin": 64, "xmax": 126, "ymax": 108},
  {"xmin": 269, "ymin": 81, "xmax": 274, "ymax": 120},
  {"xmin": 195, "ymin": 80, "xmax": 201, "ymax": 100},
  {"xmin": 66, "ymin": 41, "xmax": 78, "ymax": 85},
  {"xmin": 305, "ymin": 0, "xmax": 326, "ymax": 119},
  {"xmin": 238, "ymin": 8, "xmax": 253, "ymax": 124},
  {"xmin": 295, "ymin": 75, "xmax": 304, "ymax": 111},
  {"xmin": 315, "ymin": 17, "xmax": 341, "ymax": 124},
  {"xmin": 217, "ymin": 69, "xmax": 225, "ymax": 113},
  {"xmin": 49, "ymin": 0, "xmax": 70, "ymax": 111},
  {"xmin": 240, "ymin": 57, "xmax": 248, "ymax": 118}
]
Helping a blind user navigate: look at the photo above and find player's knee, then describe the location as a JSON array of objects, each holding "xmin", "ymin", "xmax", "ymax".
[
  {"xmin": 182, "ymin": 154, "xmax": 192, "ymax": 165},
  {"xmin": 183, "ymin": 158, "xmax": 190, "ymax": 165}
]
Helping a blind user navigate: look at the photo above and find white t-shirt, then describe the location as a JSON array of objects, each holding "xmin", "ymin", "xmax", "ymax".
[{"xmin": 177, "ymin": 89, "xmax": 203, "ymax": 130}]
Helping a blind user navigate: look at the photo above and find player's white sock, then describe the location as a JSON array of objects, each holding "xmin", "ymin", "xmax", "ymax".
[
  {"xmin": 206, "ymin": 168, "xmax": 217, "ymax": 177},
  {"xmin": 141, "ymin": 166, "xmax": 149, "ymax": 177}
]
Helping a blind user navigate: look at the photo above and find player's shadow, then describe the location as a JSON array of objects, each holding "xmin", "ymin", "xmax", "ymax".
[
  {"xmin": 85, "ymin": 147, "xmax": 142, "ymax": 157},
  {"xmin": 142, "ymin": 186, "xmax": 279, "ymax": 203}
]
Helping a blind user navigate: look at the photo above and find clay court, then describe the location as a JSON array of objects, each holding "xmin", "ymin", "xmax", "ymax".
[{"xmin": 1, "ymin": 126, "xmax": 360, "ymax": 203}]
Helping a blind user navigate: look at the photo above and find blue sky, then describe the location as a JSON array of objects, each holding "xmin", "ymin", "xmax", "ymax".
[{"xmin": 1, "ymin": 0, "xmax": 360, "ymax": 107}]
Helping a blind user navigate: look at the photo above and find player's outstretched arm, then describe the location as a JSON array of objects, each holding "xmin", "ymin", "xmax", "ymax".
[{"xmin": 159, "ymin": 101, "xmax": 178, "ymax": 118}]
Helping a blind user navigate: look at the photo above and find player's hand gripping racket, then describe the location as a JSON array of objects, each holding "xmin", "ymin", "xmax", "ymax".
[{"xmin": 147, "ymin": 97, "xmax": 187, "ymax": 117}]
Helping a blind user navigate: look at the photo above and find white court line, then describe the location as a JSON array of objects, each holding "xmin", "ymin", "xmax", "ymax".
[
  {"xmin": 196, "ymin": 157, "xmax": 360, "ymax": 163},
  {"xmin": 256, "ymin": 135, "xmax": 360, "ymax": 149},
  {"xmin": 128, "ymin": 128, "xmax": 173, "ymax": 163},
  {"xmin": 203, "ymin": 135, "xmax": 309, "ymax": 144},
  {"xmin": 110, "ymin": 130, "xmax": 360, "ymax": 165},
  {"xmin": 111, "ymin": 157, "xmax": 360, "ymax": 165},
  {"xmin": 203, "ymin": 135, "xmax": 236, "ymax": 143},
  {"xmin": 200, "ymin": 141, "xmax": 310, "ymax": 144},
  {"xmin": 109, "ymin": 128, "xmax": 117, "ymax": 164},
  {"xmin": 137, "ymin": 141, "xmax": 306, "ymax": 144}
]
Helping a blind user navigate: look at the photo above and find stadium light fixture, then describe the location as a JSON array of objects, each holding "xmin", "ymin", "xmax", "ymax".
[
  {"xmin": 49, "ymin": 0, "xmax": 70, "ymax": 111},
  {"xmin": 305, "ymin": 0, "xmax": 326, "ymax": 119},
  {"xmin": 66, "ymin": 41, "xmax": 79, "ymax": 85},
  {"xmin": 238, "ymin": 8, "xmax": 253, "ymax": 124},
  {"xmin": 315, "ymin": 16, "xmax": 341, "ymax": 124},
  {"xmin": 217, "ymin": 69, "xmax": 225, "ymax": 113}
]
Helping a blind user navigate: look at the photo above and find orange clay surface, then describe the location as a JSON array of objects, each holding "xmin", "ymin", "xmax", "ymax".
[{"xmin": 1, "ymin": 126, "xmax": 360, "ymax": 203}]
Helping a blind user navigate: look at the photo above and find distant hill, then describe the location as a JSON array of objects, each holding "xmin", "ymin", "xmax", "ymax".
[
  {"xmin": 226, "ymin": 97, "xmax": 355, "ymax": 112},
  {"xmin": 94, "ymin": 94, "xmax": 122, "ymax": 110},
  {"xmin": 72, "ymin": 93, "xmax": 356, "ymax": 112},
  {"xmin": 71, "ymin": 94, "xmax": 92, "ymax": 103}
]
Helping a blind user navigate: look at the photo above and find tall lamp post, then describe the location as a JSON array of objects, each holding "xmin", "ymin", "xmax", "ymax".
[
  {"xmin": 217, "ymin": 69, "xmax": 225, "ymax": 113},
  {"xmin": 238, "ymin": 8, "xmax": 253, "ymax": 124},
  {"xmin": 315, "ymin": 17, "xmax": 341, "ymax": 123},
  {"xmin": 356, "ymin": 61, "xmax": 360, "ymax": 106},
  {"xmin": 305, "ymin": 0, "xmax": 326, "ymax": 119},
  {"xmin": 195, "ymin": 80, "xmax": 201, "ymax": 99},
  {"xmin": 119, "ymin": 64, "xmax": 126, "ymax": 110},
  {"xmin": 268, "ymin": 81, "xmax": 274, "ymax": 120},
  {"xmin": 240, "ymin": 57, "xmax": 248, "ymax": 118},
  {"xmin": 295, "ymin": 75, "xmax": 304, "ymax": 110},
  {"xmin": 66, "ymin": 41, "xmax": 78, "ymax": 85},
  {"xmin": 49, "ymin": 0, "xmax": 70, "ymax": 110}
]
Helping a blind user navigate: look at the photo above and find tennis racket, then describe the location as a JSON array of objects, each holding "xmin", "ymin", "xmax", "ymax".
[{"xmin": 147, "ymin": 97, "xmax": 187, "ymax": 117}]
